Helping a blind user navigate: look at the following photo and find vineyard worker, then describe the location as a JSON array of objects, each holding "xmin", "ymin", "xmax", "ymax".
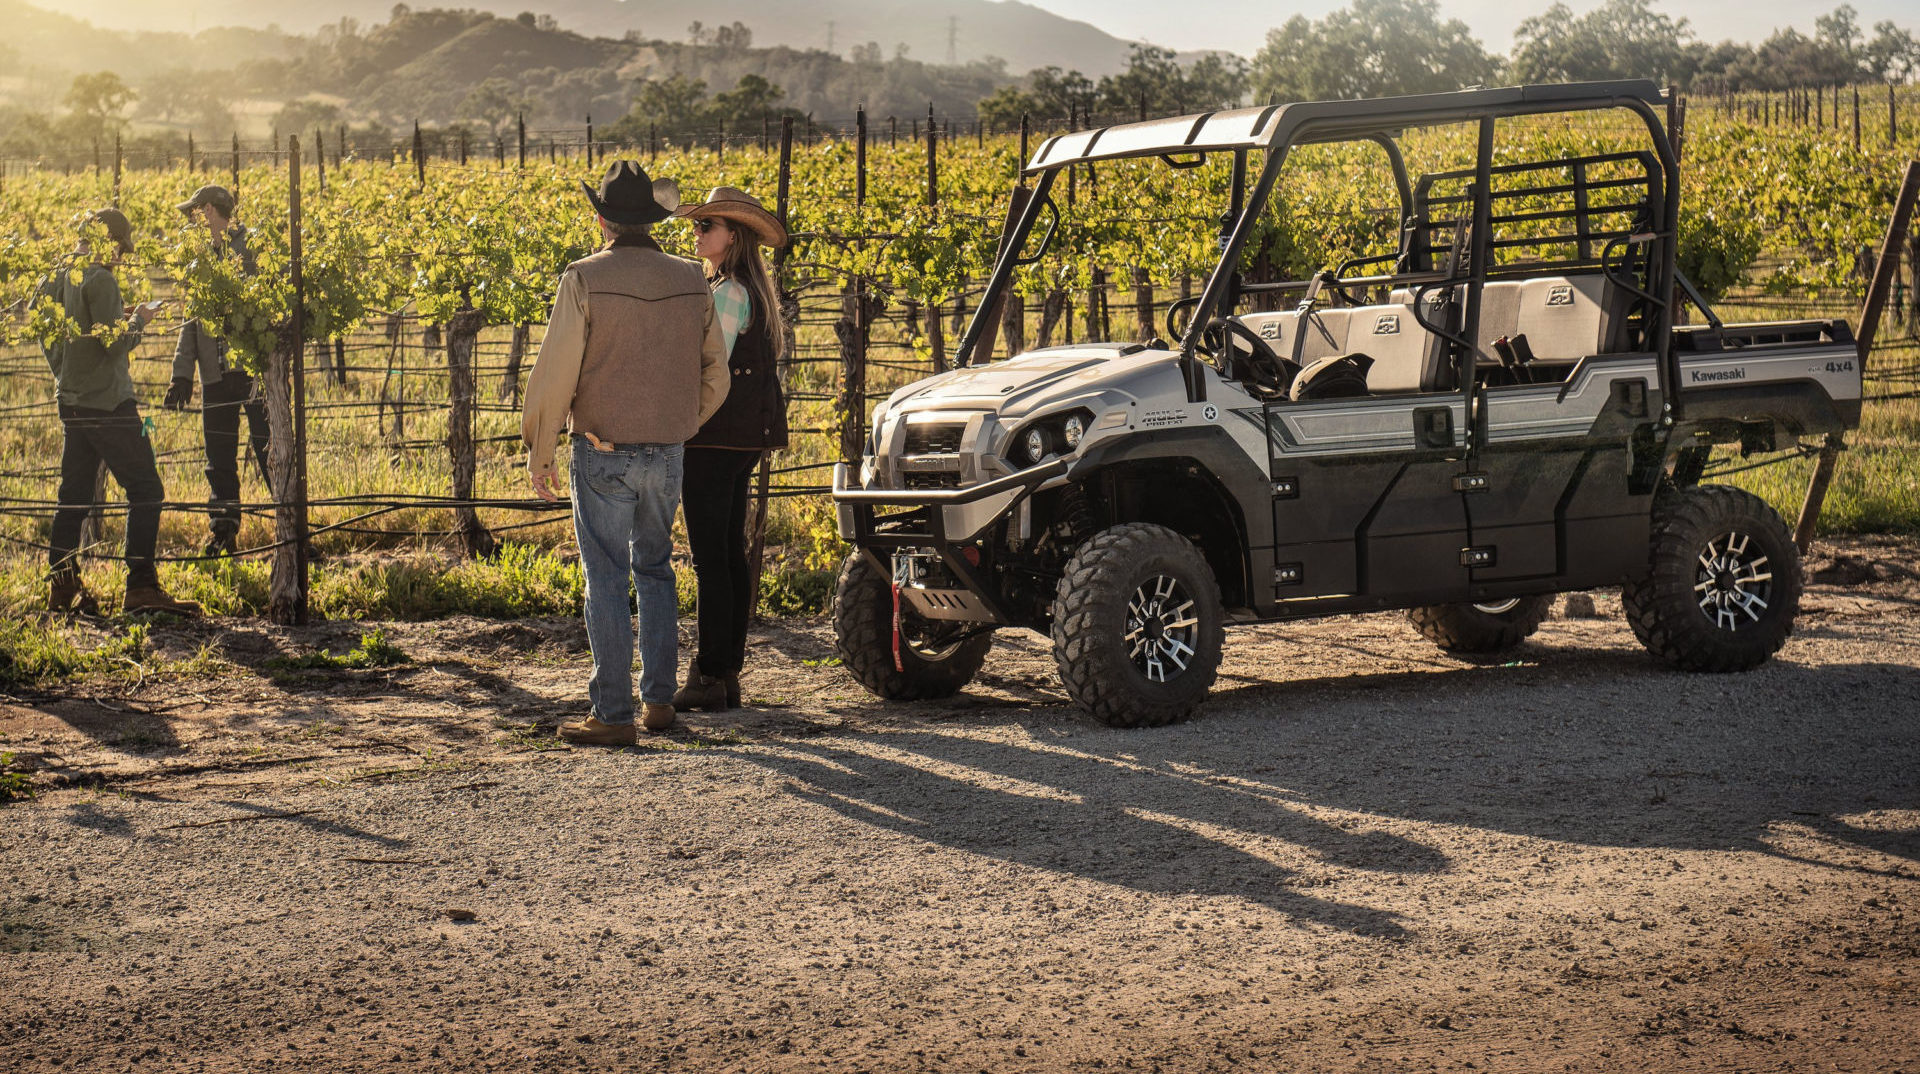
[
  {"xmin": 522, "ymin": 161, "xmax": 730, "ymax": 744},
  {"xmin": 43, "ymin": 209, "xmax": 202, "ymax": 618},
  {"xmin": 668, "ymin": 187, "xmax": 790, "ymax": 713},
  {"xmin": 164, "ymin": 184, "xmax": 269, "ymax": 558}
]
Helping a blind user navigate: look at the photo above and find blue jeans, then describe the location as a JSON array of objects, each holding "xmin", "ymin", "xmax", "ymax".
[{"xmin": 569, "ymin": 436, "xmax": 684, "ymax": 723}]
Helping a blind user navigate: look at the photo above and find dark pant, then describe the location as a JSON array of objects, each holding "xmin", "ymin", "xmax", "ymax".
[
  {"xmin": 202, "ymin": 372, "xmax": 271, "ymax": 538},
  {"xmin": 682, "ymin": 447, "xmax": 763, "ymax": 679},
  {"xmin": 53, "ymin": 400, "xmax": 165, "ymax": 588}
]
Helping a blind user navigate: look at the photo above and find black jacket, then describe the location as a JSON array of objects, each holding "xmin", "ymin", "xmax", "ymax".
[{"xmin": 687, "ymin": 290, "xmax": 789, "ymax": 451}]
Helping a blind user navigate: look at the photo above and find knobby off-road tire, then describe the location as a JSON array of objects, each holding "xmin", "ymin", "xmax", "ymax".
[
  {"xmin": 1407, "ymin": 595, "xmax": 1554, "ymax": 655},
  {"xmin": 1050, "ymin": 523, "xmax": 1225, "ymax": 728},
  {"xmin": 832, "ymin": 551, "xmax": 993, "ymax": 700},
  {"xmin": 1621, "ymin": 484, "xmax": 1802, "ymax": 672}
]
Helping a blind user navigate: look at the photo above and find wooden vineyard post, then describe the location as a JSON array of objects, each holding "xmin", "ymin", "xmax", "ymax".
[
  {"xmin": 112, "ymin": 135, "xmax": 121, "ymax": 206},
  {"xmin": 414, "ymin": 121, "xmax": 425, "ymax": 187},
  {"xmin": 445, "ymin": 307, "xmax": 496, "ymax": 559},
  {"xmin": 1134, "ymin": 267, "xmax": 1154, "ymax": 342},
  {"xmin": 500, "ymin": 324, "xmax": 530, "ymax": 404},
  {"xmin": 1796, "ymin": 158, "xmax": 1920, "ymax": 552},
  {"xmin": 855, "ymin": 107, "xmax": 866, "ymax": 207},
  {"xmin": 926, "ymin": 103, "xmax": 938, "ymax": 207},
  {"xmin": 745, "ymin": 117, "xmax": 796, "ymax": 619},
  {"xmin": 268, "ymin": 136, "xmax": 309, "ymax": 625},
  {"xmin": 517, "ymin": 113, "xmax": 526, "ymax": 167},
  {"xmin": 231, "ymin": 132, "xmax": 240, "ymax": 191}
]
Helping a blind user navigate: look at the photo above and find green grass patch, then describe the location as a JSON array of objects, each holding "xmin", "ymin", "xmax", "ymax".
[
  {"xmin": 0, "ymin": 753, "xmax": 33, "ymax": 803},
  {"xmin": 264, "ymin": 628, "xmax": 409, "ymax": 675},
  {"xmin": 0, "ymin": 620, "xmax": 149, "ymax": 690}
]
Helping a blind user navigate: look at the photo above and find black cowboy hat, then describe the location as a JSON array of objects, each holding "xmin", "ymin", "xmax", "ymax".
[{"xmin": 580, "ymin": 160, "xmax": 681, "ymax": 227}]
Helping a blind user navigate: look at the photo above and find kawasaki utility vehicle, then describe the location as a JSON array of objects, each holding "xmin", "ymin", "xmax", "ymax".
[{"xmin": 831, "ymin": 80, "xmax": 1865, "ymax": 726}]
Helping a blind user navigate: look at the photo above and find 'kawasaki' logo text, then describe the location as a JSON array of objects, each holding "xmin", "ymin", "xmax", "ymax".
[{"xmin": 1690, "ymin": 367, "xmax": 1747, "ymax": 383}]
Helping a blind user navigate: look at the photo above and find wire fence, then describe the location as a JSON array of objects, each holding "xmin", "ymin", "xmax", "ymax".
[{"xmin": 5, "ymin": 103, "xmax": 1919, "ymax": 624}]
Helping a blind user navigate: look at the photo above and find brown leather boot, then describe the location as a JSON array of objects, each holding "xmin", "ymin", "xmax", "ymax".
[
  {"xmin": 639, "ymin": 702, "xmax": 676, "ymax": 732},
  {"xmin": 49, "ymin": 579, "xmax": 102, "ymax": 617},
  {"xmin": 721, "ymin": 673, "xmax": 742, "ymax": 708},
  {"xmin": 123, "ymin": 584, "xmax": 203, "ymax": 618},
  {"xmin": 671, "ymin": 669, "xmax": 731, "ymax": 712},
  {"xmin": 559, "ymin": 715, "xmax": 637, "ymax": 747}
]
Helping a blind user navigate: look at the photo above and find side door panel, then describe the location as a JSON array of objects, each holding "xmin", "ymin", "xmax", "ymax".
[{"xmin": 1266, "ymin": 397, "xmax": 1471, "ymax": 606}]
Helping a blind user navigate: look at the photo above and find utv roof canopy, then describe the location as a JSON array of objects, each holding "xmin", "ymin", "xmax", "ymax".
[{"xmin": 1023, "ymin": 80, "xmax": 1669, "ymax": 174}]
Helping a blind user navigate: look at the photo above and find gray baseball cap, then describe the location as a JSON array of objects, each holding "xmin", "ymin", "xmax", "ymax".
[
  {"xmin": 177, "ymin": 184, "xmax": 237, "ymax": 216},
  {"xmin": 87, "ymin": 208, "xmax": 135, "ymax": 254}
]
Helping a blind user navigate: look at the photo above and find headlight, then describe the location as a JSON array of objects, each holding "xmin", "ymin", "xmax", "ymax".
[
  {"xmin": 1021, "ymin": 426, "xmax": 1050, "ymax": 464},
  {"xmin": 1061, "ymin": 414, "xmax": 1085, "ymax": 447}
]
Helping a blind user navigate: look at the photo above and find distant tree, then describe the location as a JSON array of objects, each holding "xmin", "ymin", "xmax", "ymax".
[
  {"xmin": 1027, "ymin": 66, "xmax": 1097, "ymax": 119},
  {"xmin": 707, "ymin": 73, "xmax": 786, "ymax": 129},
  {"xmin": 850, "ymin": 41, "xmax": 884, "ymax": 66},
  {"xmin": 1249, "ymin": 0, "xmax": 1493, "ymax": 103},
  {"xmin": 516, "ymin": 11, "xmax": 536, "ymax": 28},
  {"xmin": 1863, "ymin": 21, "xmax": 1920, "ymax": 83},
  {"xmin": 460, "ymin": 78, "xmax": 528, "ymax": 140},
  {"xmin": 976, "ymin": 85, "xmax": 1039, "ymax": 128},
  {"xmin": 631, "ymin": 73, "xmax": 709, "ymax": 133},
  {"xmin": 1509, "ymin": 0, "xmax": 1693, "ymax": 84},
  {"xmin": 687, "ymin": 21, "xmax": 710, "ymax": 47},
  {"xmin": 1097, "ymin": 45, "xmax": 1248, "ymax": 116},
  {"xmin": 711, "ymin": 22, "xmax": 753, "ymax": 51},
  {"xmin": 274, "ymin": 98, "xmax": 343, "ymax": 137},
  {"xmin": 1721, "ymin": 26, "xmax": 1858, "ymax": 89},
  {"xmin": 64, "ymin": 72, "xmax": 135, "ymax": 143}
]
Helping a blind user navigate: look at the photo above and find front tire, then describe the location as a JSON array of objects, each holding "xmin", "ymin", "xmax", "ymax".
[
  {"xmin": 1621, "ymin": 485, "xmax": 1802, "ymax": 672},
  {"xmin": 1051, "ymin": 523, "xmax": 1225, "ymax": 728},
  {"xmin": 833, "ymin": 551, "xmax": 993, "ymax": 700},
  {"xmin": 1407, "ymin": 595, "xmax": 1554, "ymax": 655}
]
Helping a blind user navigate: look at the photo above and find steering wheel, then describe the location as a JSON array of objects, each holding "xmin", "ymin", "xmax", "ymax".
[
  {"xmin": 1165, "ymin": 295, "xmax": 1204, "ymax": 345},
  {"xmin": 1214, "ymin": 317, "xmax": 1299, "ymax": 396}
]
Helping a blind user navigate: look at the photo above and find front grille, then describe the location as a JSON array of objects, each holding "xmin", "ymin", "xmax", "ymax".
[
  {"xmin": 905, "ymin": 423, "xmax": 966, "ymax": 455},
  {"xmin": 904, "ymin": 472, "xmax": 963, "ymax": 490}
]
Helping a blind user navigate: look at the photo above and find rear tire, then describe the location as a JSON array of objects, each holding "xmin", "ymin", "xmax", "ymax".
[
  {"xmin": 1621, "ymin": 485, "xmax": 1801, "ymax": 672},
  {"xmin": 1051, "ymin": 523, "xmax": 1224, "ymax": 728},
  {"xmin": 1407, "ymin": 595, "xmax": 1554, "ymax": 654},
  {"xmin": 832, "ymin": 551, "xmax": 993, "ymax": 700}
]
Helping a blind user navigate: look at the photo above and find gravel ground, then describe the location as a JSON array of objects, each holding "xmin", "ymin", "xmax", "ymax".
[{"xmin": 3, "ymin": 536, "xmax": 1918, "ymax": 1073}]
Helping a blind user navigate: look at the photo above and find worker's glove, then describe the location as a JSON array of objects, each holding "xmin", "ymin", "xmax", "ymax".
[{"xmin": 163, "ymin": 378, "xmax": 193, "ymax": 411}]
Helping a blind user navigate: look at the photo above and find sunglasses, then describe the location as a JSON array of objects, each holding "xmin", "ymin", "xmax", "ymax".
[{"xmin": 692, "ymin": 218, "xmax": 728, "ymax": 234}]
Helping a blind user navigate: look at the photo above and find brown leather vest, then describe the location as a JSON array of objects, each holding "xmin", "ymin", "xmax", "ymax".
[{"xmin": 566, "ymin": 244, "xmax": 711, "ymax": 446}]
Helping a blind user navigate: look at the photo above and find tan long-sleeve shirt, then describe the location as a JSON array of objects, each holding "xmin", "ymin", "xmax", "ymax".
[{"xmin": 521, "ymin": 246, "xmax": 729, "ymax": 475}]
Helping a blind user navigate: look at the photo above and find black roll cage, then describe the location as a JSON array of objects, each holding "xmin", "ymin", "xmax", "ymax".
[{"xmin": 953, "ymin": 80, "xmax": 1685, "ymax": 423}]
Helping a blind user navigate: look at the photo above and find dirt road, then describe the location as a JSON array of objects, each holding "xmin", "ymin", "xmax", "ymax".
[{"xmin": 4, "ymin": 537, "xmax": 1918, "ymax": 1072}]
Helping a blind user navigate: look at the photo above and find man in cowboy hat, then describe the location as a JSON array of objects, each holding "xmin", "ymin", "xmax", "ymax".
[
  {"xmin": 522, "ymin": 161, "xmax": 730, "ymax": 744},
  {"xmin": 164, "ymin": 184, "xmax": 270, "ymax": 557},
  {"xmin": 42, "ymin": 208, "xmax": 201, "ymax": 617}
]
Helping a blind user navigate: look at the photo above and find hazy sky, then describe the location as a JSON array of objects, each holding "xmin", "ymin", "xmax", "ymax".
[{"xmin": 1018, "ymin": 0, "xmax": 1920, "ymax": 54}]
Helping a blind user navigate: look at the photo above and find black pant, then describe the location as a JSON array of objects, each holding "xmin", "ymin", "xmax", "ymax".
[
  {"xmin": 53, "ymin": 400, "xmax": 165, "ymax": 588},
  {"xmin": 682, "ymin": 448, "xmax": 762, "ymax": 678},
  {"xmin": 202, "ymin": 372, "xmax": 271, "ymax": 538}
]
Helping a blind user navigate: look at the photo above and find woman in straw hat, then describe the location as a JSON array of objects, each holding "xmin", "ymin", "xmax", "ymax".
[{"xmin": 670, "ymin": 187, "xmax": 791, "ymax": 712}]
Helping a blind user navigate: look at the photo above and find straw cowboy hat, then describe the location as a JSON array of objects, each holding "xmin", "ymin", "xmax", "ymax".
[
  {"xmin": 672, "ymin": 186, "xmax": 788, "ymax": 248},
  {"xmin": 581, "ymin": 160, "xmax": 681, "ymax": 227}
]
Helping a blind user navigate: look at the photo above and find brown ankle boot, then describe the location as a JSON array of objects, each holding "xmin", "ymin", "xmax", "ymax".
[
  {"xmin": 123, "ymin": 584, "xmax": 203, "ymax": 618},
  {"xmin": 721, "ymin": 673, "xmax": 742, "ymax": 708},
  {"xmin": 49, "ymin": 579, "xmax": 102, "ymax": 617},
  {"xmin": 671, "ymin": 669, "xmax": 731, "ymax": 712}
]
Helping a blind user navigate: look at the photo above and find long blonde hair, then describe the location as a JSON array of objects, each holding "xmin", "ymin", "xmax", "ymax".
[{"xmin": 707, "ymin": 223, "xmax": 787, "ymax": 361}]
